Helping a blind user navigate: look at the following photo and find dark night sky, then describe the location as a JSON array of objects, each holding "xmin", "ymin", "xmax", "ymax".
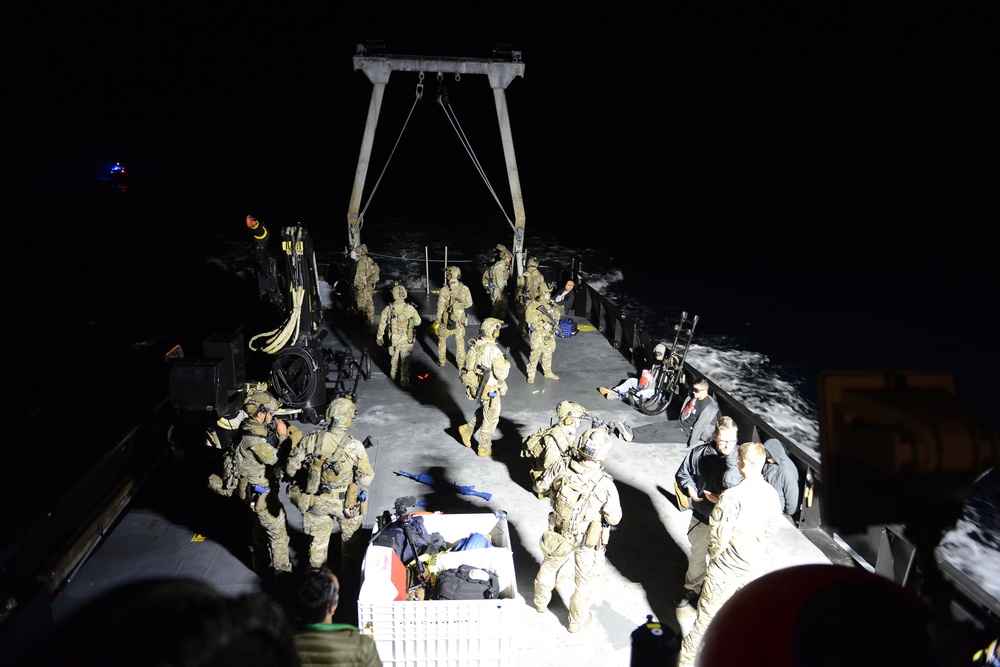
[{"xmin": 7, "ymin": 2, "xmax": 999, "ymax": 424}]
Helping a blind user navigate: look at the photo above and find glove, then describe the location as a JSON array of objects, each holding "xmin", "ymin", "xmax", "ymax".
[{"xmin": 377, "ymin": 338, "xmax": 384, "ymax": 347}]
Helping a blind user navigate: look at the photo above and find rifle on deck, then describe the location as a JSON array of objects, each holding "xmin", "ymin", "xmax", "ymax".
[{"xmin": 395, "ymin": 470, "xmax": 493, "ymax": 501}]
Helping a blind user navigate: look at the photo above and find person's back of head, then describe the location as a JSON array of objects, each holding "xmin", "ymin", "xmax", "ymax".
[
  {"xmin": 296, "ymin": 567, "xmax": 340, "ymax": 625},
  {"xmin": 44, "ymin": 577, "xmax": 299, "ymax": 667}
]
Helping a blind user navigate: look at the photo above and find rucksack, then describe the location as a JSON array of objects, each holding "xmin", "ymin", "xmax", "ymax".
[
  {"xmin": 207, "ymin": 446, "xmax": 241, "ymax": 497},
  {"xmin": 521, "ymin": 425, "xmax": 549, "ymax": 460},
  {"xmin": 460, "ymin": 339, "xmax": 486, "ymax": 396},
  {"xmin": 555, "ymin": 317, "xmax": 578, "ymax": 338},
  {"xmin": 433, "ymin": 564, "xmax": 500, "ymax": 600}
]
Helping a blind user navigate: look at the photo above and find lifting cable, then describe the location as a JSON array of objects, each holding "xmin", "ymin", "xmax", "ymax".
[
  {"xmin": 436, "ymin": 76, "xmax": 517, "ymax": 235},
  {"xmin": 356, "ymin": 74, "xmax": 426, "ymax": 237}
]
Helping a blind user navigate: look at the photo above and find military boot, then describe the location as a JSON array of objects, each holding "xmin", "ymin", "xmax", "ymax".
[
  {"xmin": 458, "ymin": 423, "xmax": 474, "ymax": 448},
  {"xmin": 477, "ymin": 443, "xmax": 492, "ymax": 457},
  {"xmin": 543, "ymin": 372, "xmax": 560, "ymax": 380},
  {"xmin": 527, "ymin": 373, "xmax": 535, "ymax": 384}
]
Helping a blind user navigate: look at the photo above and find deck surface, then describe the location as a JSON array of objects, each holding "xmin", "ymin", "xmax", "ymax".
[{"xmin": 52, "ymin": 293, "xmax": 832, "ymax": 665}]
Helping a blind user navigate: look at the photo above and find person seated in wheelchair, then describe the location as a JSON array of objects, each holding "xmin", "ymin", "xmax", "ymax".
[{"xmin": 598, "ymin": 343, "xmax": 666, "ymax": 405}]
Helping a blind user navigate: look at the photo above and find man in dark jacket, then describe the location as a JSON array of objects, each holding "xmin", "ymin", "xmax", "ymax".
[
  {"xmin": 673, "ymin": 416, "xmax": 742, "ymax": 608},
  {"xmin": 762, "ymin": 438, "xmax": 800, "ymax": 517}
]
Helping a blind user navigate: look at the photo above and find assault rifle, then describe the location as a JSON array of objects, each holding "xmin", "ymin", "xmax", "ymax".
[
  {"xmin": 591, "ymin": 417, "xmax": 633, "ymax": 442},
  {"xmin": 395, "ymin": 470, "xmax": 493, "ymax": 501},
  {"xmin": 475, "ymin": 365, "xmax": 494, "ymax": 401}
]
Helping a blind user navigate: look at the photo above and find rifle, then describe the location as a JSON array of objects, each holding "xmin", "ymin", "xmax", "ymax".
[
  {"xmin": 475, "ymin": 365, "xmax": 494, "ymax": 401},
  {"xmin": 395, "ymin": 470, "xmax": 493, "ymax": 501},
  {"xmin": 390, "ymin": 496, "xmax": 430, "ymax": 587}
]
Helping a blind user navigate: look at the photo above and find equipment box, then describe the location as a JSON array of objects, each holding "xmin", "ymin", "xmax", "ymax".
[{"xmin": 358, "ymin": 512, "xmax": 518, "ymax": 666}]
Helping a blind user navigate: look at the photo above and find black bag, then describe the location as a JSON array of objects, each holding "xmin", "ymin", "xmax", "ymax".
[{"xmin": 433, "ymin": 564, "xmax": 500, "ymax": 600}]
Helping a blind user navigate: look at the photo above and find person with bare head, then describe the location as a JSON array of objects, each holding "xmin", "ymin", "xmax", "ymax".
[
  {"xmin": 672, "ymin": 415, "xmax": 743, "ymax": 608},
  {"xmin": 678, "ymin": 442, "xmax": 782, "ymax": 666},
  {"xmin": 293, "ymin": 567, "xmax": 382, "ymax": 666}
]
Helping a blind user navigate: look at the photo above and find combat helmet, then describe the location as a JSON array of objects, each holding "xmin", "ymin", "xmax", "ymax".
[
  {"xmin": 556, "ymin": 400, "xmax": 590, "ymax": 423},
  {"xmin": 325, "ymin": 397, "xmax": 357, "ymax": 427},
  {"xmin": 356, "ymin": 244, "xmax": 368, "ymax": 255},
  {"xmin": 444, "ymin": 266, "xmax": 461, "ymax": 282},
  {"xmin": 481, "ymin": 317, "xmax": 504, "ymax": 339},
  {"xmin": 392, "ymin": 284, "xmax": 407, "ymax": 301},
  {"xmin": 244, "ymin": 391, "xmax": 279, "ymax": 418},
  {"xmin": 578, "ymin": 427, "xmax": 612, "ymax": 463},
  {"xmin": 526, "ymin": 256, "xmax": 539, "ymax": 269}
]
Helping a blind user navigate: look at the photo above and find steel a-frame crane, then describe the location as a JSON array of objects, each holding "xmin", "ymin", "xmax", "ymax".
[{"xmin": 347, "ymin": 45, "xmax": 527, "ymax": 273}]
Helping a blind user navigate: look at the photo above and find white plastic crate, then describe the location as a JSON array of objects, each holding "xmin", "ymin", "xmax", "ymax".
[{"xmin": 358, "ymin": 512, "xmax": 518, "ymax": 666}]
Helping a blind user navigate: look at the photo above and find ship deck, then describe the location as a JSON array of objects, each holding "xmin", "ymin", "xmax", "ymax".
[{"xmin": 49, "ymin": 291, "xmax": 833, "ymax": 665}]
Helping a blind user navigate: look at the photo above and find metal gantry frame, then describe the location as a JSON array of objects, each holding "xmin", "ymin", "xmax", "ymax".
[{"xmin": 347, "ymin": 50, "xmax": 527, "ymax": 275}]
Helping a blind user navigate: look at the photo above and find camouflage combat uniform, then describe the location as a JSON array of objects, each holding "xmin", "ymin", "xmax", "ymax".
[
  {"xmin": 286, "ymin": 418, "xmax": 374, "ymax": 572},
  {"xmin": 515, "ymin": 259, "xmax": 546, "ymax": 333},
  {"xmin": 377, "ymin": 286, "xmax": 422, "ymax": 387},
  {"xmin": 436, "ymin": 269, "xmax": 473, "ymax": 368},
  {"xmin": 352, "ymin": 245, "xmax": 380, "ymax": 324},
  {"xmin": 533, "ymin": 451, "xmax": 622, "ymax": 633},
  {"xmin": 678, "ymin": 467, "xmax": 782, "ymax": 666},
  {"xmin": 233, "ymin": 419, "xmax": 293, "ymax": 575},
  {"xmin": 458, "ymin": 319, "xmax": 510, "ymax": 457},
  {"xmin": 525, "ymin": 292, "xmax": 560, "ymax": 383},
  {"xmin": 482, "ymin": 248, "xmax": 512, "ymax": 321},
  {"xmin": 523, "ymin": 411, "xmax": 586, "ymax": 499}
]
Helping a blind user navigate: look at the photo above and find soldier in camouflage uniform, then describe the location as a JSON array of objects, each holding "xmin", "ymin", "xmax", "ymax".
[
  {"xmin": 481, "ymin": 244, "xmax": 513, "ymax": 321},
  {"xmin": 533, "ymin": 428, "xmax": 622, "ymax": 633},
  {"xmin": 521, "ymin": 400, "xmax": 590, "ymax": 499},
  {"xmin": 351, "ymin": 244, "xmax": 380, "ymax": 324},
  {"xmin": 435, "ymin": 266, "xmax": 474, "ymax": 368},
  {"xmin": 458, "ymin": 317, "xmax": 511, "ymax": 457},
  {"xmin": 376, "ymin": 284, "xmax": 422, "ymax": 387},
  {"xmin": 231, "ymin": 391, "xmax": 296, "ymax": 577},
  {"xmin": 286, "ymin": 398, "xmax": 375, "ymax": 574},
  {"xmin": 515, "ymin": 256, "xmax": 546, "ymax": 334},
  {"xmin": 524, "ymin": 286, "xmax": 560, "ymax": 383}
]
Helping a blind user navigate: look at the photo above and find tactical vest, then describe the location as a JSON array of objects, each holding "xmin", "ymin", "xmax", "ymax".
[{"xmin": 553, "ymin": 468, "xmax": 607, "ymax": 536}]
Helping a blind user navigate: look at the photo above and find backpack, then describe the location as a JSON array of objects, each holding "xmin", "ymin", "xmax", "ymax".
[
  {"xmin": 553, "ymin": 469, "xmax": 604, "ymax": 533},
  {"xmin": 460, "ymin": 339, "xmax": 486, "ymax": 396},
  {"xmin": 521, "ymin": 425, "xmax": 549, "ymax": 460},
  {"xmin": 433, "ymin": 564, "xmax": 500, "ymax": 600},
  {"xmin": 207, "ymin": 446, "xmax": 240, "ymax": 497},
  {"xmin": 555, "ymin": 318, "xmax": 577, "ymax": 338}
]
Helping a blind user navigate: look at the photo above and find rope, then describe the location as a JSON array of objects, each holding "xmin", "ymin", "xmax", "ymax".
[
  {"xmin": 436, "ymin": 85, "xmax": 516, "ymax": 235},
  {"xmin": 357, "ymin": 77, "xmax": 425, "ymax": 237}
]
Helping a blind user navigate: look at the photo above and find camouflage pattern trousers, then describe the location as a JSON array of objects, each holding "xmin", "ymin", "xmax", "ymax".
[
  {"xmin": 437, "ymin": 322, "xmax": 467, "ymax": 368},
  {"xmin": 355, "ymin": 288, "xmax": 375, "ymax": 324},
  {"xmin": 301, "ymin": 492, "xmax": 364, "ymax": 571},
  {"xmin": 533, "ymin": 529, "xmax": 602, "ymax": 630},
  {"xmin": 677, "ymin": 560, "xmax": 750, "ymax": 667},
  {"xmin": 527, "ymin": 333, "xmax": 556, "ymax": 379},
  {"xmin": 465, "ymin": 394, "xmax": 501, "ymax": 455},
  {"xmin": 249, "ymin": 489, "xmax": 291, "ymax": 574},
  {"xmin": 489, "ymin": 289, "xmax": 509, "ymax": 320},
  {"xmin": 387, "ymin": 340, "xmax": 415, "ymax": 386}
]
